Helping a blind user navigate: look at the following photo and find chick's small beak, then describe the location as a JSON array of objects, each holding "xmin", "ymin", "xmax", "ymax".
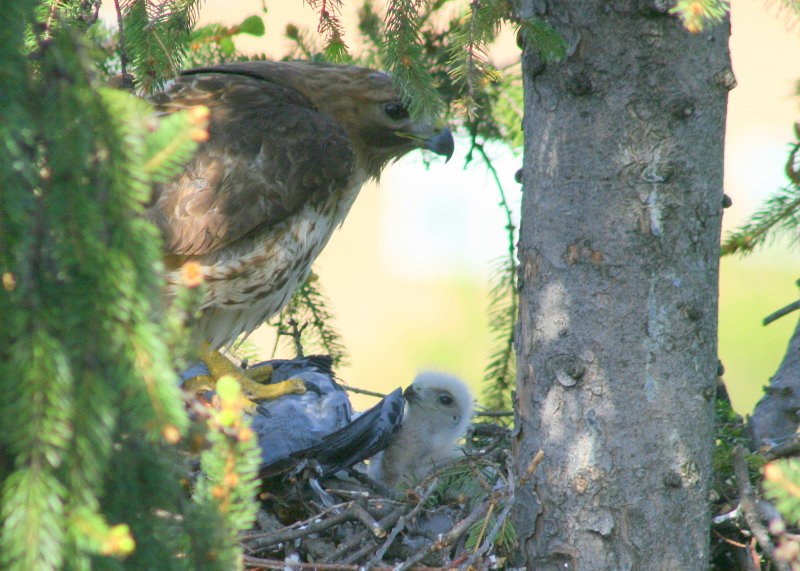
[
  {"xmin": 425, "ymin": 128, "xmax": 454, "ymax": 162},
  {"xmin": 403, "ymin": 385, "xmax": 420, "ymax": 403}
]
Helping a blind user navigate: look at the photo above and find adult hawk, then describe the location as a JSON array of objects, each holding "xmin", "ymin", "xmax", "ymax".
[{"xmin": 147, "ymin": 61, "xmax": 454, "ymax": 400}]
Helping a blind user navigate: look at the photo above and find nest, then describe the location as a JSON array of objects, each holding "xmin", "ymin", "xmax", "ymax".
[{"xmin": 240, "ymin": 420, "xmax": 515, "ymax": 570}]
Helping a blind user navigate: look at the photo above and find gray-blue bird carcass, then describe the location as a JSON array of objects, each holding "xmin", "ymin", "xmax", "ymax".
[{"xmin": 182, "ymin": 355, "xmax": 404, "ymax": 489}]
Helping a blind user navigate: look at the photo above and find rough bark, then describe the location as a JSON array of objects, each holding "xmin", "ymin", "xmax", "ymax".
[
  {"xmin": 750, "ymin": 316, "xmax": 800, "ymax": 447},
  {"xmin": 511, "ymin": 2, "xmax": 731, "ymax": 569}
]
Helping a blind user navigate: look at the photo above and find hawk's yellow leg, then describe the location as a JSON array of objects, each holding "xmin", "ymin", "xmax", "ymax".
[{"xmin": 183, "ymin": 344, "xmax": 306, "ymax": 410}]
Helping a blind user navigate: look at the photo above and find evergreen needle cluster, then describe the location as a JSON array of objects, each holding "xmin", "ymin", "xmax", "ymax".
[{"xmin": 1, "ymin": 2, "xmax": 259, "ymax": 568}]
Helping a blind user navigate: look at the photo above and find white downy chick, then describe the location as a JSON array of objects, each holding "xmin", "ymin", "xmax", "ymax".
[{"xmin": 368, "ymin": 371, "xmax": 473, "ymax": 488}]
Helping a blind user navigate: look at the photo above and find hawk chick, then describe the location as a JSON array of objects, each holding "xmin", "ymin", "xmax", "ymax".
[{"xmin": 368, "ymin": 372, "xmax": 473, "ymax": 488}]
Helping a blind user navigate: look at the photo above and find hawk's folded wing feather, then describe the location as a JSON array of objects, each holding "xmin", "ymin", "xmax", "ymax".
[{"xmin": 148, "ymin": 72, "xmax": 354, "ymax": 257}]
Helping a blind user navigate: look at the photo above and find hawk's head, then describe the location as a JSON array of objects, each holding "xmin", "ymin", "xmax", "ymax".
[
  {"xmin": 289, "ymin": 62, "xmax": 454, "ymax": 178},
  {"xmin": 183, "ymin": 61, "xmax": 454, "ymax": 180}
]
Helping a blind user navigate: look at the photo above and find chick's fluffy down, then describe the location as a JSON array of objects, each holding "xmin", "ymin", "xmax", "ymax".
[{"xmin": 368, "ymin": 371, "xmax": 473, "ymax": 487}]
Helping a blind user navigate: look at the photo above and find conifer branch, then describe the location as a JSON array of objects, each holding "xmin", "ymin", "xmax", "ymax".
[
  {"xmin": 195, "ymin": 377, "xmax": 261, "ymax": 556},
  {"xmin": 466, "ymin": 142, "xmax": 518, "ymax": 411},
  {"xmin": 382, "ymin": 0, "xmax": 445, "ymax": 119},
  {"xmin": 721, "ymin": 139, "xmax": 800, "ymax": 256},
  {"xmin": 304, "ymin": 0, "xmax": 350, "ymax": 61},
  {"xmin": 447, "ymin": 0, "xmax": 505, "ymax": 119},
  {"xmin": 515, "ymin": 13, "xmax": 566, "ymax": 63},
  {"xmin": 118, "ymin": 0, "xmax": 202, "ymax": 93},
  {"xmin": 273, "ymin": 271, "xmax": 349, "ymax": 367}
]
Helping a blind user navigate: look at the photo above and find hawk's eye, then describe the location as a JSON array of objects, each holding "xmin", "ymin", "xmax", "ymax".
[
  {"xmin": 384, "ymin": 103, "xmax": 409, "ymax": 121},
  {"xmin": 439, "ymin": 394, "xmax": 453, "ymax": 406}
]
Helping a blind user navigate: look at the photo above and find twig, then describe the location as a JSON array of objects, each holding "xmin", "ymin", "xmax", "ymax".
[
  {"xmin": 340, "ymin": 467, "xmax": 396, "ymax": 498},
  {"xmin": 277, "ymin": 318, "xmax": 307, "ymax": 358},
  {"xmin": 328, "ymin": 503, "xmax": 406, "ymax": 561},
  {"xmin": 732, "ymin": 445, "xmax": 788, "ymax": 571},
  {"xmin": 341, "ymin": 385, "xmax": 389, "ymax": 398},
  {"xmin": 761, "ymin": 435, "xmax": 800, "ymax": 461},
  {"xmin": 243, "ymin": 502, "xmax": 357, "ymax": 552},
  {"xmin": 342, "ymin": 541, "xmax": 379, "ymax": 565},
  {"xmin": 351, "ymin": 501, "xmax": 386, "ymax": 538},
  {"xmin": 113, "ymin": 0, "xmax": 134, "ymax": 89},
  {"xmin": 519, "ymin": 449, "xmax": 545, "ymax": 486},
  {"xmin": 242, "ymin": 501, "xmax": 352, "ymax": 540},
  {"xmin": 764, "ymin": 300, "xmax": 800, "ymax": 326},
  {"xmin": 243, "ymin": 555, "xmax": 446, "ymax": 570},
  {"xmin": 713, "ymin": 529, "xmax": 748, "ymax": 549},
  {"xmin": 712, "ymin": 505, "xmax": 742, "ymax": 526},
  {"xmin": 368, "ymin": 480, "xmax": 439, "ymax": 567},
  {"xmin": 462, "ymin": 457, "xmax": 517, "ymax": 568},
  {"xmin": 394, "ymin": 499, "xmax": 491, "ymax": 571},
  {"xmin": 474, "ymin": 410, "xmax": 514, "ymax": 417}
]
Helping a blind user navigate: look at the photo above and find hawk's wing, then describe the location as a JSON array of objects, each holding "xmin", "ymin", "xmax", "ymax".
[{"xmin": 147, "ymin": 69, "xmax": 355, "ymax": 256}]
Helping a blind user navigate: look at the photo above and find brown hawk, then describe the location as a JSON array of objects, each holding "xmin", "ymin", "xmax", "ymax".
[{"xmin": 146, "ymin": 61, "xmax": 454, "ymax": 401}]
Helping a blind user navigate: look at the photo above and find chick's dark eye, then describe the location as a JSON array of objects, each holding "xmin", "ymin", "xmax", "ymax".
[
  {"xmin": 384, "ymin": 103, "xmax": 409, "ymax": 120},
  {"xmin": 439, "ymin": 394, "xmax": 453, "ymax": 406}
]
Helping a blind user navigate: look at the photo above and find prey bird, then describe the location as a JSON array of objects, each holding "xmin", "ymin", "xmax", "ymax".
[
  {"xmin": 368, "ymin": 372, "xmax": 473, "ymax": 488},
  {"xmin": 146, "ymin": 61, "xmax": 454, "ymax": 402},
  {"xmin": 182, "ymin": 356, "xmax": 404, "ymax": 477}
]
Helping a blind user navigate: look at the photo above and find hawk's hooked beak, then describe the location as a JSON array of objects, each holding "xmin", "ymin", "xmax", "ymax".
[{"xmin": 424, "ymin": 128, "xmax": 454, "ymax": 162}]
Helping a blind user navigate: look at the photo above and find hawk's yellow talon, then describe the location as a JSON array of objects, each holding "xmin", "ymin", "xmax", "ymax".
[
  {"xmin": 184, "ymin": 345, "xmax": 307, "ymax": 406},
  {"xmin": 245, "ymin": 378, "xmax": 306, "ymax": 401},
  {"xmin": 245, "ymin": 364, "xmax": 276, "ymax": 383}
]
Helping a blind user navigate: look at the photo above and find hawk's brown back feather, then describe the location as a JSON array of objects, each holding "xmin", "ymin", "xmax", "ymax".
[{"xmin": 148, "ymin": 72, "xmax": 354, "ymax": 256}]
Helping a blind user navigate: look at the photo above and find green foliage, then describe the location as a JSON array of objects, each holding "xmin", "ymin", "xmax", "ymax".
[
  {"xmin": 781, "ymin": 0, "xmax": 800, "ymax": 20},
  {"xmin": 712, "ymin": 397, "xmax": 764, "ymax": 498},
  {"xmin": 670, "ymin": 0, "xmax": 729, "ymax": 33},
  {"xmin": 185, "ymin": 15, "xmax": 267, "ymax": 67},
  {"xmin": 274, "ymin": 272, "xmax": 349, "ymax": 368},
  {"xmin": 516, "ymin": 14, "xmax": 566, "ymax": 63},
  {"xmin": 118, "ymin": 0, "xmax": 202, "ymax": 92},
  {"xmin": 0, "ymin": 3, "xmax": 262, "ymax": 568},
  {"xmin": 464, "ymin": 502, "xmax": 518, "ymax": 554},
  {"xmin": 447, "ymin": 0, "xmax": 503, "ymax": 119},
  {"xmin": 304, "ymin": 0, "xmax": 350, "ymax": 62},
  {"xmin": 381, "ymin": 0, "xmax": 446, "ymax": 119},
  {"xmin": 764, "ymin": 460, "xmax": 800, "ymax": 523},
  {"xmin": 482, "ymin": 257, "xmax": 518, "ymax": 410},
  {"xmin": 722, "ymin": 131, "xmax": 800, "ymax": 256},
  {"xmin": 194, "ymin": 377, "xmax": 261, "ymax": 566}
]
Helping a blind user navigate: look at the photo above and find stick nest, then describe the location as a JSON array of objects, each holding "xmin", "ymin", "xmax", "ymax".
[{"xmin": 241, "ymin": 421, "xmax": 515, "ymax": 570}]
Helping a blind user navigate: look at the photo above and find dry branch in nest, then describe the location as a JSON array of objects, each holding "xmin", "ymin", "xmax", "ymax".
[{"xmin": 239, "ymin": 420, "xmax": 517, "ymax": 570}]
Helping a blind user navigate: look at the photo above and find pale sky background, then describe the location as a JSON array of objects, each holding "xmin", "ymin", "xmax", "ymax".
[{"xmin": 106, "ymin": 1, "xmax": 800, "ymax": 413}]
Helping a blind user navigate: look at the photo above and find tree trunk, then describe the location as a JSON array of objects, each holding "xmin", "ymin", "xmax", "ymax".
[
  {"xmin": 750, "ymin": 315, "xmax": 800, "ymax": 447},
  {"xmin": 511, "ymin": 2, "xmax": 731, "ymax": 568}
]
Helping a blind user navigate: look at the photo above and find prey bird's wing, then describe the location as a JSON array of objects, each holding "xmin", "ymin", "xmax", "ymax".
[
  {"xmin": 147, "ymin": 65, "xmax": 355, "ymax": 257},
  {"xmin": 291, "ymin": 388, "xmax": 405, "ymax": 477}
]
